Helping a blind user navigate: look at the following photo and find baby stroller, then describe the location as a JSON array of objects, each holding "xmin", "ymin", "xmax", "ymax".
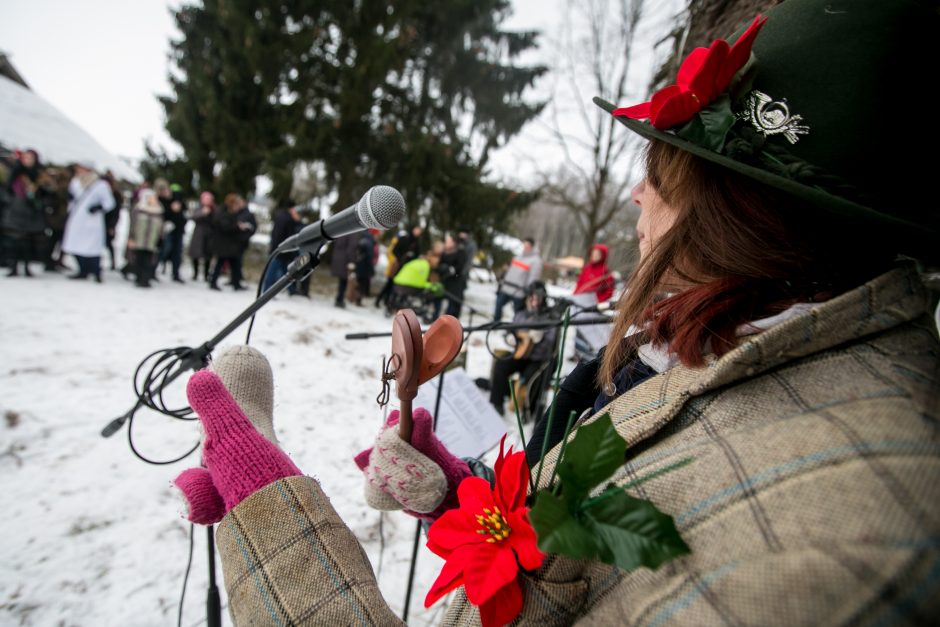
[
  {"xmin": 386, "ymin": 283, "xmax": 443, "ymax": 324},
  {"xmin": 386, "ymin": 256, "xmax": 444, "ymax": 324}
]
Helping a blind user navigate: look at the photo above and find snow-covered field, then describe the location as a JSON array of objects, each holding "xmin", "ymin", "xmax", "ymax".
[{"xmin": 0, "ymin": 252, "xmax": 523, "ymax": 627}]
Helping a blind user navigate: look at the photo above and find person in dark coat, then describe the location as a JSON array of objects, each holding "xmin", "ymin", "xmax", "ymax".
[
  {"xmin": 156, "ymin": 180, "xmax": 187, "ymax": 283},
  {"xmin": 329, "ymin": 232, "xmax": 359, "ymax": 308},
  {"xmin": 188, "ymin": 191, "xmax": 216, "ymax": 281},
  {"xmin": 41, "ymin": 167, "xmax": 71, "ymax": 272},
  {"xmin": 261, "ymin": 204, "xmax": 302, "ymax": 295},
  {"xmin": 209, "ymin": 194, "xmax": 255, "ymax": 291},
  {"xmin": 353, "ymin": 229, "xmax": 377, "ymax": 302},
  {"xmin": 102, "ymin": 171, "xmax": 123, "ymax": 271},
  {"xmin": 437, "ymin": 233, "xmax": 469, "ymax": 318},
  {"xmin": 3, "ymin": 149, "xmax": 46, "ymax": 277}
]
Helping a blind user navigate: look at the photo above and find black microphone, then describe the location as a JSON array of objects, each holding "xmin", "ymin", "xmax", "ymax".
[{"xmin": 275, "ymin": 185, "xmax": 405, "ymax": 254}]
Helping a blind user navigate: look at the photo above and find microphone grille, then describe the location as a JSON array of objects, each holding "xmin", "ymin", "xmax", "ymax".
[{"xmin": 358, "ymin": 185, "xmax": 406, "ymax": 230}]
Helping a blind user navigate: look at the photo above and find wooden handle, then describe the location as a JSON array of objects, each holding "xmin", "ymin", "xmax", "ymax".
[{"xmin": 398, "ymin": 398, "xmax": 413, "ymax": 442}]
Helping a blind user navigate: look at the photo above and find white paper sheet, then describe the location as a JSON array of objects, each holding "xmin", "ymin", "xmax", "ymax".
[{"xmin": 414, "ymin": 367, "xmax": 506, "ymax": 459}]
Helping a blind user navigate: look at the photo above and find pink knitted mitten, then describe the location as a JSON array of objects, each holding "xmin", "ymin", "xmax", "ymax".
[
  {"xmin": 354, "ymin": 407, "xmax": 472, "ymax": 522},
  {"xmin": 174, "ymin": 370, "xmax": 301, "ymax": 523}
]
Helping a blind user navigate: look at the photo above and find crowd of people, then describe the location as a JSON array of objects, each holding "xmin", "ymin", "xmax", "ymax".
[
  {"xmin": 120, "ymin": 180, "xmax": 258, "ymax": 291},
  {"xmin": 0, "ymin": 149, "xmax": 123, "ymax": 280},
  {"xmin": 0, "ymin": 149, "xmax": 258, "ymax": 291},
  {"xmin": 2, "ymin": 148, "xmax": 618, "ymax": 327}
]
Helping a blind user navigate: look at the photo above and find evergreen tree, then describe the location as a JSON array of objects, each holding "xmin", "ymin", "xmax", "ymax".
[
  {"xmin": 157, "ymin": 0, "xmax": 545, "ymax": 237},
  {"xmin": 162, "ymin": 1, "xmax": 290, "ymax": 196}
]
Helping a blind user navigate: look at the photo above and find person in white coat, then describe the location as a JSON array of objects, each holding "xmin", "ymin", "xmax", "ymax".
[{"xmin": 61, "ymin": 163, "xmax": 116, "ymax": 282}]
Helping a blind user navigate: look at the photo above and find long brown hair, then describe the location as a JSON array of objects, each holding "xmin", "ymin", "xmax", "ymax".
[{"xmin": 599, "ymin": 139, "xmax": 895, "ymax": 391}]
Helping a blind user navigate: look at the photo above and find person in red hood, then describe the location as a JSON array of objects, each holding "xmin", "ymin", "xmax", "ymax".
[{"xmin": 573, "ymin": 243, "xmax": 614, "ymax": 302}]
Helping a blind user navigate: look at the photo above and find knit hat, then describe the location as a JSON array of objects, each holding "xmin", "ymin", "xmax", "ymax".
[{"xmin": 597, "ymin": 0, "xmax": 939, "ymax": 254}]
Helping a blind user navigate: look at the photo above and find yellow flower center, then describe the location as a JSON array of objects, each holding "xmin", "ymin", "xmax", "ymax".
[{"xmin": 475, "ymin": 506, "xmax": 511, "ymax": 543}]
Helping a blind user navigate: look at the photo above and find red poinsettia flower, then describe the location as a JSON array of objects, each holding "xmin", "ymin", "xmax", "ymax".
[
  {"xmin": 424, "ymin": 437, "xmax": 544, "ymax": 627},
  {"xmin": 614, "ymin": 15, "xmax": 767, "ymax": 129}
]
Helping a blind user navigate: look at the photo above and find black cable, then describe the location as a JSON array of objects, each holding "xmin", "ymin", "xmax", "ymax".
[
  {"xmin": 245, "ymin": 251, "xmax": 277, "ymax": 344},
  {"xmin": 178, "ymin": 523, "xmax": 195, "ymax": 627},
  {"xmin": 124, "ymin": 346, "xmax": 202, "ymax": 465},
  {"xmin": 122, "ymin": 253, "xmax": 287, "ymax": 464}
]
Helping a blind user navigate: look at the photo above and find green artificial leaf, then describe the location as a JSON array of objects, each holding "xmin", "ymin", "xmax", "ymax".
[
  {"xmin": 528, "ymin": 491, "xmax": 598, "ymax": 560},
  {"xmin": 675, "ymin": 95, "xmax": 736, "ymax": 152},
  {"xmin": 581, "ymin": 486, "xmax": 690, "ymax": 571},
  {"xmin": 554, "ymin": 414, "xmax": 626, "ymax": 503},
  {"xmin": 728, "ymin": 53, "xmax": 759, "ymax": 103}
]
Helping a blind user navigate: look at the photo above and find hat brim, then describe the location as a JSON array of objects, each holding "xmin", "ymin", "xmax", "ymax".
[{"xmin": 595, "ymin": 97, "xmax": 935, "ymax": 239}]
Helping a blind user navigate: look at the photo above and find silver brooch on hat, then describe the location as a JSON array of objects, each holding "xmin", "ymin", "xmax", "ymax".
[{"xmin": 738, "ymin": 90, "xmax": 809, "ymax": 144}]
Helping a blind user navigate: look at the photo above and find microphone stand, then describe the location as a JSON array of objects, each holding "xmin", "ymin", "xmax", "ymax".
[
  {"xmin": 402, "ymin": 366, "xmax": 447, "ymax": 622},
  {"xmin": 99, "ymin": 250, "xmax": 322, "ymax": 627},
  {"xmin": 100, "ymin": 252, "xmax": 320, "ymax": 439}
]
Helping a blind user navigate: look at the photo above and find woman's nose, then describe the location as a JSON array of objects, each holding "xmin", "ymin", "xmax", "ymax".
[{"xmin": 631, "ymin": 179, "xmax": 646, "ymax": 207}]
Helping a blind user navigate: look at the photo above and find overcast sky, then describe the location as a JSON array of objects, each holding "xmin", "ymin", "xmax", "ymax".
[
  {"xmin": 1, "ymin": 1, "xmax": 181, "ymax": 158},
  {"xmin": 1, "ymin": 1, "xmax": 554, "ymax": 172},
  {"xmin": 2, "ymin": 1, "xmax": 680, "ymax": 188}
]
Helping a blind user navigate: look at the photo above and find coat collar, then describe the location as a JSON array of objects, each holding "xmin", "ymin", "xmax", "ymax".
[{"xmin": 534, "ymin": 266, "xmax": 929, "ymax": 489}]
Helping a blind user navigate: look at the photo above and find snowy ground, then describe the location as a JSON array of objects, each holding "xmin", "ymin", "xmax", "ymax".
[{"xmin": 0, "ymin": 241, "xmax": 576, "ymax": 626}]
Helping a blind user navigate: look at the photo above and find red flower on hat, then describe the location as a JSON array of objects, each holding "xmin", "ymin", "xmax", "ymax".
[
  {"xmin": 424, "ymin": 437, "xmax": 544, "ymax": 627},
  {"xmin": 614, "ymin": 15, "xmax": 767, "ymax": 129}
]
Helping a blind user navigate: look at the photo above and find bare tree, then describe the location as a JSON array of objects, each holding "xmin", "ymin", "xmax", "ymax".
[
  {"xmin": 514, "ymin": 180, "xmax": 639, "ymax": 275},
  {"xmin": 534, "ymin": 0, "xmax": 646, "ymax": 256}
]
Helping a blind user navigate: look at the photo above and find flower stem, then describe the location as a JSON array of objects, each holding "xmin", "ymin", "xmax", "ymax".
[
  {"xmin": 547, "ymin": 409, "xmax": 579, "ymax": 491},
  {"xmin": 509, "ymin": 380, "xmax": 535, "ymax": 493},
  {"xmin": 534, "ymin": 308, "xmax": 572, "ymax": 490}
]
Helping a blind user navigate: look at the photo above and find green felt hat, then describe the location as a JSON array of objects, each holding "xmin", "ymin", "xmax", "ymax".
[{"xmin": 598, "ymin": 0, "xmax": 940, "ymax": 252}]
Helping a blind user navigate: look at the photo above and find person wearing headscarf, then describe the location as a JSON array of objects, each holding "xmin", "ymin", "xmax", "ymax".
[{"xmin": 127, "ymin": 189, "xmax": 164, "ymax": 288}]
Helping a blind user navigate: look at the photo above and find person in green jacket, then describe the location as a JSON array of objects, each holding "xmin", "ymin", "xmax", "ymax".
[{"xmin": 390, "ymin": 242, "xmax": 444, "ymax": 316}]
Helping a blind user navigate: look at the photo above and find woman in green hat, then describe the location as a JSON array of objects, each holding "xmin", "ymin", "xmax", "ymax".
[{"xmin": 170, "ymin": 0, "xmax": 939, "ymax": 624}]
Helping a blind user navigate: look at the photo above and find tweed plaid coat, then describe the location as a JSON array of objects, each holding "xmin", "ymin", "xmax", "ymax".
[{"xmin": 216, "ymin": 266, "xmax": 940, "ymax": 625}]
